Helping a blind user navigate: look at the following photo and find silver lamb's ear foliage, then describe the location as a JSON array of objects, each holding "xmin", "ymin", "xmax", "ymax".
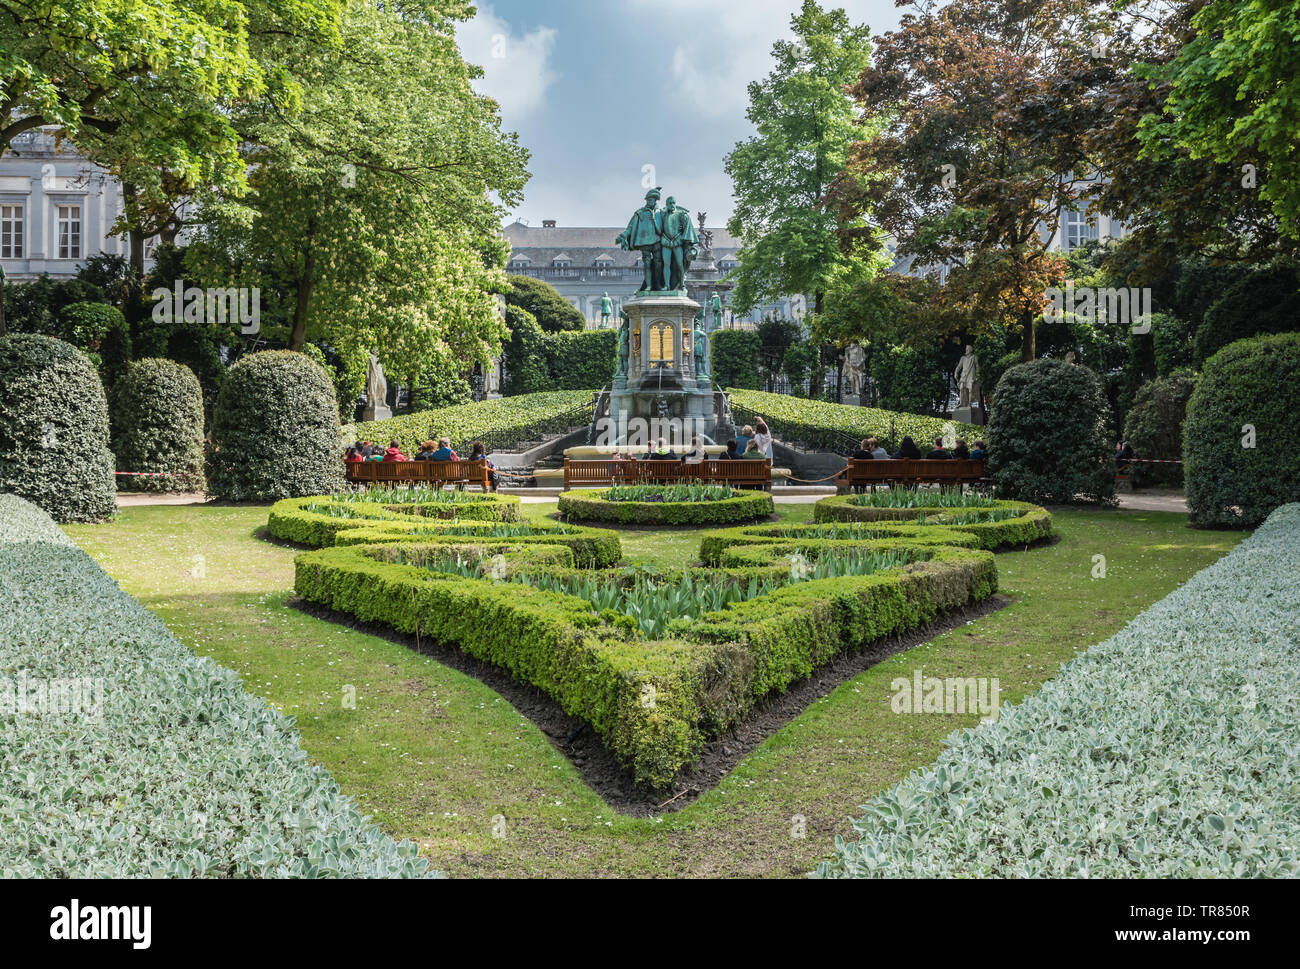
[{"xmin": 813, "ymin": 503, "xmax": 1300, "ymax": 879}]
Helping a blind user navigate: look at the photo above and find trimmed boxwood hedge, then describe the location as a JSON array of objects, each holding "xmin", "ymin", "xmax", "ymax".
[
  {"xmin": 0, "ymin": 495, "xmax": 434, "ymax": 877},
  {"xmin": 343, "ymin": 389, "xmax": 594, "ymax": 460},
  {"xmin": 558, "ymin": 488, "xmax": 775, "ymax": 526},
  {"xmin": 0, "ymin": 333, "xmax": 116, "ymax": 523},
  {"xmin": 1184, "ymin": 333, "xmax": 1300, "ymax": 527},
  {"xmin": 988, "ymin": 359, "xmax": 1116, "ymax": 506},
  {"xmin": 207, "ymin": 351, "xmax": 344, "ymax": 501},
  {"xmin": 727, "ymin": 388, "xmax": 979, "ymax": 453},
  {"xmin": 267, "ymin": 493, "xmax": 523, "ymax": 545},
  {"xmin": 280, "ymin": 494, "xmax": 1002, "ymax": 788},
  {"xmin": 268, "ymin": 495, "xmax": 622, "ymax": 568},
  {"xmin": 109, "ymin": 358, "xmax": 206, "ymax": 493},
  {"xmin": 811, "ymin": 497, "xmax": 1053, "ymax": 549},
  {"xmin": 815, "ymin": 502, "xmax": 1300, "ymax": 878}
]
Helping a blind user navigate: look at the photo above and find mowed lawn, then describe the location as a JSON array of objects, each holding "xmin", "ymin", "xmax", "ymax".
[{"xmin": 65, "ymin": 502, "xmax": 1247, "ymax": 877}]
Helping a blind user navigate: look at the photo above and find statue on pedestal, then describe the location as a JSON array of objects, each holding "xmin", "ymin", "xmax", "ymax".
[
  {"xmin": 709, "ymin": 292, "xmax": 723, "ymax": 330},
  {"xmin": 954, "ymin": 344, "xmax": 979, "ymax": 409},
  {"xmin": 364, "ymin": 353, "xmax": 392, "ymax": 421},
  {"xmin": 843, "ymin": 343, "xmax": 867, "ymax": 399},
  {"xmin": 616, "ymin": 188, "xmax": 665, "ymax": 292},
  {"xmin": 616, "ymin": 310, "xmax": 630, "ymax": 376},
  {"xmin": 600, "ymin": 292, "xmax": 614, "ymax": 327}
]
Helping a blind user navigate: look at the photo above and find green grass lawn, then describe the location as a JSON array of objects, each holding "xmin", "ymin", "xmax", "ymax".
[{"xmin": 65, "ymin": 501, "xmax": 1246, "ymax": 877}]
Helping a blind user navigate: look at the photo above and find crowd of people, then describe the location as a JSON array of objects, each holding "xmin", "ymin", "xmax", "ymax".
[
  {"xmin": 345, "ymin": 437, "xmax": 498, "ymax": 487},
  {"xmin": 849, "ymin": 436, "xmax": 989, "ymax": 461}
]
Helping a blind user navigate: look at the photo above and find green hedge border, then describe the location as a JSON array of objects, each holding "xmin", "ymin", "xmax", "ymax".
[
  {"xmin": 268, "ymin": 496, "xmax": 621, "ymax": 568},
  {"xmin": 557, "ymin": 489, "xmax": 775, "ymax": 526},
  {"xmin": 812, "ymin": 497, "xmax": 1053, "ymax": 549},
  {"xmin": 284, "ymin": 496, "xmax": 1000, "ymax": 788},
  {"xmin": 267, "ymin": 494, "xmax": 522, "ymax": 546}
]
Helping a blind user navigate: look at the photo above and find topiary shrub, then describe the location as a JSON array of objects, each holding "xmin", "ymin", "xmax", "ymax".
[
  {"xmin": 0, "ymin": 334, "xmax": 117, "ymax": 522},
  {"xmin": 988, "ymin": 358, "xmax": 1116, "ymax": 506},
  {"xmin": 1184, "ymin": 333, "xmax": 1300, "ymax": 528},
  {"xmin": 1123, "ymin": 369, "xmax": 1197, "ymax": 487},
  {"xmin": 109, "ymin": 358, "xmax": 206, "ymax": 493},
  {"xmin": 206, "ymin": 350, "xmax": 343, "ymax": 501}
]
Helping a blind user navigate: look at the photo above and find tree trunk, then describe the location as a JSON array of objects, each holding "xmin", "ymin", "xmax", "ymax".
[
  {"xmin": 1020, "ymin": 307, "xmax": 1036, "ymax": 362},
  {"xmin": 290, "ymin": 257, "xmax": 315, "ymax": 351}
]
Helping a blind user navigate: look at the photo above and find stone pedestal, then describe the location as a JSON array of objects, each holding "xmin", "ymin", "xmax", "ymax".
[
  {"xmin": 952, "ymin": 405, "xmax": 984, "ymax": 426},
  {"xmin": 604, "ymin": 292, "xmax": 721, "ymax": 447},
  {"xmin": 841, "ymin": 394, "xmax": 863, "ymax": 408},
  {"xmin": 363, "ymin": 401, "xmax": 392, "ymax": 422}
]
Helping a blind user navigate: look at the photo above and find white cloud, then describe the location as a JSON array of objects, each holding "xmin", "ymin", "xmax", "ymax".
[
  {"xmin": 631, "ymin": 0, "xmax": 902, "ymax": 120},
  {"xmin": 456, "ymin": 4, "xmax": 559, "ymax": 123}
]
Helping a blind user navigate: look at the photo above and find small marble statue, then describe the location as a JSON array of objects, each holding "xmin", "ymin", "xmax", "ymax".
[
  {"xmin": 843, "ymin": 343, "xmax": 867, "ymax": 398},
  {"xmin": 364, "ymin": 354, "xmax": 392, "ymax": 421},
  {"xmin": 954, "ymin": 344, "xmax": 979, "ymax": 409}
]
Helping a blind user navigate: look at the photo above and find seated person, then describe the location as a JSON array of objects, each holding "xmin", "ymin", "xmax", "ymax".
[
  {"xmin": 643, "ymin": 437, "xmax": 678, "ymax": 460},
  {"xmin": 468, "ymin": 440, "xmax": 497, "ymax": 490},
  {"xmin": 869, "ymin": 437, "xmax": 889, "ymax": 459},
  {"xmin": 925, "ymin": 437, "xmax": 951, "ymax": 459},
  {"xmin": 682, "ymin": 436, "xmax": 708, "ymax": 465},
  {"xmin": 383, "ymin": 439, "xmax": 409, "ymax": 462},
  {"xmin": 740, "ymin": 440, "xmax": 766, "ymax": 460},
  {"xmin": 892, "ymin": 436, "xmax": 922, "ymax": 460},
  {"xmin": 413, "ymin": 440, "xmax": 438, "ymax": 461},
  {"xmin": 735, "ymin": 425, "xmax": 753, "ymax": 457},
  {"xmin": 951, "ymin": 439, "xmax": 971, "ymax": 460},
  {"xmin": 851, "ymin": 438, "xmax": 874, "ymax": 460},
  {"xmin": 364, "ymin": 441, "xmax": 385, "ymax": 462},
  {"xmin": 970, "ymin": 440, "xmax": 989, "ymax": 460},
  {"xmin": 430, "ymin": 437, "xmax": 458, "ymax": 462},
  {"xmin": 345, "ymin": 441, "xmax": 366, "ymax": 462},
  {"xmin": 718, "ymin": 439, "xmax": 739, "ymax": 460}
]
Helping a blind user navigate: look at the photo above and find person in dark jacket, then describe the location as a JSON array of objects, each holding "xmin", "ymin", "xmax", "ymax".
[
  {"xmin": 469, "ymin": 440, "xmax": 497, "ymax": 490},
  {"xmin": 413, "ymin": 440, "xmax": 438, "ymax": 461},
  {"xmin": 925, "ymin": 437, "xmax": 951, "ymax": 459},
  {"xmin": 719, "ymin": 439, "xmax": 740, "ymax": 460},
  {"xmin": 1115, "ymin": 441, "xmax": 1134, "ymax": 472},
  {"xmin": 851, "ymin": 438, "xmax": 874, "ymax": 460},
  {"xmin": 892, "ymin": 436, "xmax": 922, "ymax": 459},
  {"xmin": 430, "ymin": 438, "xmax": 458, "ymax": 461},
  {"xmin": 970, "ymin": 440, "xmax": 989, "ymax": 460},
  {"xmin": 951, "ymin": 439, "xmax": 971, "ymax": 460}
]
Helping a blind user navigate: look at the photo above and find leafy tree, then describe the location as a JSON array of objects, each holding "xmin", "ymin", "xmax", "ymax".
[
  {"xmin": 828, "ymin": 0, "xmax": 1115, "ymax": 360},
  {"xmin": 1138, "ymin": 0, "xmax": 1300, "ymax": 244},
  {"xmin": 189, "ymin": 0, "xmax": 527, "ymax": 387},
  {"xmin": 505, "ymin": 275, "xmax": 585, "ymax": 333},
  {"xmin": 725, "ymin": 0, "xmax": 878, "ymax": 317}
]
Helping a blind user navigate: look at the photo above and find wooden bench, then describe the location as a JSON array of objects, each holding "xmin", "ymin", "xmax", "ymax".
[
  {"xmin": 345, "ymin": 459, "xmax": 491, "ymax": 490},
  {"xmin": 838, "ymin": 458, "xmax": 988, "ymax": 491},
  {"xmin": 563, "ymin": 458, "xmax": 772, "ymax": 490}
]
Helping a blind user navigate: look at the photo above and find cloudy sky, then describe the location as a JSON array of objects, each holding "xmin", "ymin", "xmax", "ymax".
[{"xmin": 456, "ymin": 0, "xmax": 905, "ymax": 229}]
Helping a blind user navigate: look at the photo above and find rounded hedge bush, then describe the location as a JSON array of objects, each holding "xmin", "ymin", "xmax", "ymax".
[
  {"xmin": 0, "ymin": 334, "xmax": 116, "ymax": 522},
  {"xmin": 1123, "ymin": 369, "xmax": 1197, "ymax": 487},
  {"xmin": 988, "ymin": 358, "xmax": 1116, "ymax": 506},
  {"xmin": 206, "ymin": 351, "xmax": 343, "ymax": 501},
  {"xmin": 1184, "ymin": 333, "xmax": 1300, "ymax": 528},
  {"xmin": 558, "ymin": 488, "xmax": 775, "ymax": 526},
  {"xmin": 109, "ymin": 358, "xmax": 206, "ymax": 493}
]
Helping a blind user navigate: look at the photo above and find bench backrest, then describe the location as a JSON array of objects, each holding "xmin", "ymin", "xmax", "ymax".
[
  {"xmin": 561, "ymin": 458, "xmax": 772, "ymax": 489},
  {"xmin": 345, "ymin": 459, "xmax": 489, "ymax": 487}
]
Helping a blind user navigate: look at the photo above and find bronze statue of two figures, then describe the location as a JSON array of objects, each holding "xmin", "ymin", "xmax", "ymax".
[{"xmin": 616, "ymin": 187, "xmax": 700, "ymax": 293}]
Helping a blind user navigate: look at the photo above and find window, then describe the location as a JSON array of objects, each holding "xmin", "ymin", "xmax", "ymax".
[
  {"xmin": 0, "ymin": 204, "xmax": 22, "ymax": 258},
  {"xmin": 57, "ymin": 204, "xmax": 81, "ymax": 259},
  {"xmin": 1063, "ymin": 205, "xmax": 1097, "ymax": 250}
]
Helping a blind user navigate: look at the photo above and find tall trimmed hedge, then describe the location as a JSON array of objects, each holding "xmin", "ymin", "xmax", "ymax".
[
  {"xmin": 712, "ymin": 330, "xmax": 762, "ymax": 390},
  {"xmin": 502, "ymin": 311, "xmax": 615, "ymax": 394},
  {"xmin": 1184, "ymin": 333, "xmax": 1300, "ymax": 527},
  {"xmin": 109, "ymin": 358, "xmax": 206, "ymax": 493},
  {"xmin": 988, "ymin": 359, "xmax": 1116, "ymax": 506},
  {"xmin": 206, "ymin": 351, "xmax": 343, "ymax": 501},
  {"xmin": 0, "ymin": 334, "xmax": 116, "ymax": 522},
  {"xmin": 1123, "ymin": 369, "xmax": 1197, "ymax": 487}
]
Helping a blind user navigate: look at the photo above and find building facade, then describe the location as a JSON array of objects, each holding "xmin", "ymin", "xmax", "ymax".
[
  {"xmin": 0, "ymin": 127, "xmax": 178, "ymax": 280},
  {"xmin": 502, "ymin": 220, "xmax": 802, "ymax": 327}
]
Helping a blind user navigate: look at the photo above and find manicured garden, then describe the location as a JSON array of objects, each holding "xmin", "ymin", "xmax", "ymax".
[{"xmin": 64, "ymin": 498, "xmax": 1249, "ymax": 876}]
